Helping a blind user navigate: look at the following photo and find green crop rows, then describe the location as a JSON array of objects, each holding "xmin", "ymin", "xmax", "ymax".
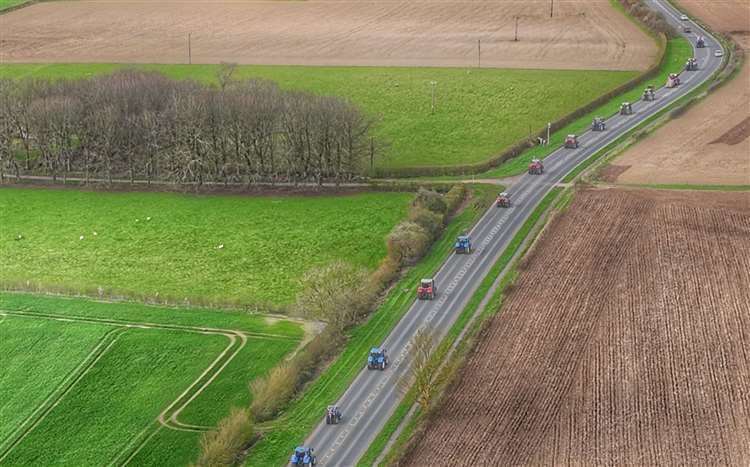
[
  {"xmin": 0, "ymin": 63, "xmax": 636, "ymax": 170},
  {"xmin": 0, "ymin": 292, "xmax": 303, "ymax": 466},
  {"xmin": 0, "ymin": 188, "xmax": 410, "ymax": 308}
]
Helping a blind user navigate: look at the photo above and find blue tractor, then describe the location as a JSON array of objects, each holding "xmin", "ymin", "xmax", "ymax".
[
  {"xmin": 367, "ymin": 347, "xmax": 388, "ymax": 370},
  {"xmin": 454, "ymin": 235, "xmax": 472, "ymax": 254},
  {"xmin": 290, "ymin": 446, "xmax": 316, "ymax": 466}
]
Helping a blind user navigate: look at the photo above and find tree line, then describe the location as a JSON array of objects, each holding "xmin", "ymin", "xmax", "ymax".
[{"xmin": 0, "ymin": 70, "xmax": 375, "ymax": 186}]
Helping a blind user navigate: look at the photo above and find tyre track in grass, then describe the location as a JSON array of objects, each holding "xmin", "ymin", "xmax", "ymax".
[
  {"xmin": 0, "ymin": 325, "xmax": 127, "ymax": 462},
  {"xmin": 0, "ymin": 309, "xmax": 288, "ymax": 465}
]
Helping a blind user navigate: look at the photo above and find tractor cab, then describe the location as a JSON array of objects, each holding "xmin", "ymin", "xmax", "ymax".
[
  {"xmin": 454, "ymin": 235, "xmax": 472, "ymax": 254},
  {"xmin": 496, "ymin": 192, "xmax": 511, "ymax": 208},
  {"xmin": 564, "ymin": 134, "xmax": 579, "ymax": 149},
  {"xmin": 290, "ymin": 446, "xmax": 316, "ymax": 466},
  {"xmin": 528, "ymin": 159, "xmax": 544, "ymax": 175},
  {"xmin": 325, "ymin": 405, "xmax": 342, "ymax": 425},
  {"xmin": 418, "ymin": 278, "xmax": 436, "ymax": 300},
  {"xmin": 620, "ymin": 102, "xmax": 633, "ymax": 115},
  {"xmin": 367, "ymin": 347, "xmax": 388, "ymax": 370},
  {"xmin": 591, "ymin": 117, "xmax": 606, "ymax": 131}
]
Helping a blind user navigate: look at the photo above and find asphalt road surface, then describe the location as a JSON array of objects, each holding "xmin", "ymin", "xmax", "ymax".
[{"xmin": 302, "ymin": 2, "xmax": 723, "ymax": 464}]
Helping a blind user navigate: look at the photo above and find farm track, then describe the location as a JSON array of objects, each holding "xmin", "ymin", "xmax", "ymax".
[
  {"xmin": 0, "ymin": 309, "xmax": 292, "ymax": 464},
  {"xmin": 404, "ymin": 189, "xmax": 750, "ymax": 465}
]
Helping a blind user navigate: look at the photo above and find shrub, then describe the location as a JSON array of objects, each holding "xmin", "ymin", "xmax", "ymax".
[
  {"xmin": 413, "ymin": 188, "xmax": 447, "ymax": 214},
  {"xmin": 195, "ymin": 407, "xmax": 253, "ymax": 466},
  {"xmin": 387, "ymin": 221, "xmax": 431, "ymax": 266},
  {"xmin": 443, "ymin": 184, "xmax": 467, "ymax": 217},
  {"xmin": 408, "ymin": 206, "xmax": 444, "ymax": 239},
  {"xmin": 250, "ymin": 363, "xmax": 298, "ymax": 422}
]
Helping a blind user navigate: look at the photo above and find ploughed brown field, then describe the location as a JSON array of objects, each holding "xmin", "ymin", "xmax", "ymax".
[
  {"xmin": 610, "ymin": 0, "xmax": 750, "ymax": 185},
  {"xmin": 403, "ymin": 188, "xmax": 750, "ymax": 466},
  {"xmin": 0, "ymin": 0, "xmax": 656, "ymax": 70}
]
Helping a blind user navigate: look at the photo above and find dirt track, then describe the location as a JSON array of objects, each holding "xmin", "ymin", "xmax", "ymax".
[
  {"xmin": 0, "ymin": 0, "xmax": 656, "ymax": 70},
  {"xmin": 612, "ymin": 0, "xmax": 750, "ymax": 185},
  {"xmin": 403, "ymin": 188, "xmax": 750, "ymax": 466}
]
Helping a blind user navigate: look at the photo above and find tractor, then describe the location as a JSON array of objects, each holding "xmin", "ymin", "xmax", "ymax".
[
  {"xmin": 591, "ymin": 117, "xmax": 606, "ymax": 131},
  {"xmin": 528, "ymin": 159, "xmax": 544, "ymax": 175},
  {"xmin": 564, "ymin": 134, "xmax": 579, "ymax": 149},
  {"xmin": 496, "ymin": 192, "xmax": 511, "ymax": 208},
  {"xmin": 620, "ymin": 102, "xmax": 633, "ymax": 116},
  {"xmin": 325, "ymin": 405, "xmax": 342, "ymax": 425},
  {"xmin": 367, "ymin": 347, "xmax": 388, "ymax": 370},
  {"xmin": 666, "ymin": 73, "xmax": 681, "ymax": 88},
  {"xmin": 683, "ymin": 25, "xmax": 692, "ymax": 33},
  {"xmin": 290, "ymin": 447, "xmax": 316, "ymax": 466},
  {"xmin": 642, "ymin": 86, "xmax": 656, "ymax": 101},
  {"xmin": 454, "ymin": 235, "xmax": 472, "ymax": 254},
  {"xmin": 685, "ymin": 58, "xmax": 698, "ymax": 71},
  {"xmin": 696, "ymin": 36, "xmax": 705, "ymax": 48},
  {"xmin": 417, "ymin": 278, "xmax": 436, "ymax": 300}
]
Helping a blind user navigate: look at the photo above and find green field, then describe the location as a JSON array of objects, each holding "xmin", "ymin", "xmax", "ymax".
[
  {"xmin": 0, "ymin": 292, "xmax": 303, "ymax": 466},
  {"xmin": 0, "ymin": 0, "xmax": 27, "ymax": 12},
  {"xmin": 0, "ymin": 188, "xmax": 410, "ymax": 308},
  {"xmin": 0, "ymin": 63, "xmax": 637, "ymax": 170}
]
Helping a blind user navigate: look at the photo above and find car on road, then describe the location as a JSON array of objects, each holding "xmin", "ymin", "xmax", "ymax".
[
  {"xmin": 680, "ymin": 14, "xmax": 689, "ymax": 21},
  {"xmin": 714, "ymin": 49, "xmax": 724, "ymax": 57}
]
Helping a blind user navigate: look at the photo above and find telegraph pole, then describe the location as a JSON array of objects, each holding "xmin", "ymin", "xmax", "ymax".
[
  {"xmin": 188, "ymin": 33, "xmax": 192, "ymax": 64},
  {"xmin": 514, "ymin": 16, "xmax": 519, "ymax": 41},
  {"xmin": 550, "ymin": 0, "xmax": 554, "ymax": 18},
  {"xmin": 478, "ymin": 39, "xmax": 481, "ymax": 68},
  {"xmin": 430, "ymin": 81, "xmax": 437, "ymax": 114}
]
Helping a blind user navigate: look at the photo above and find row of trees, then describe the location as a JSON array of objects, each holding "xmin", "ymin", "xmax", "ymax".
[{"xmin": 0, "ymin": 70, "xmax": 376, "ymax": 186}]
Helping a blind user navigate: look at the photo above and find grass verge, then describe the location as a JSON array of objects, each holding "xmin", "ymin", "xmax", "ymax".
[{"xmin": 360, "ymin": 187, "xmax": 563, "ymax": 466}]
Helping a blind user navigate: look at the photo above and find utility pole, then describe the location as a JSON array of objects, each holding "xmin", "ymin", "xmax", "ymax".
[
  {"xmin": 550, "ymin": 0, "xmax": 554, "ymax": 18},
  {"xmin": 546, "ymin": 122, "xmax": 551, "ymax": 145},
  {"xmin": 430, "ymin": 81, "xmax": 437, "ymax": 114},
  {"xmin": 514, "ymin": 16, "xmax": 519, "ymax": 41},
  {"xmin": 478, "ymin": 39, "xmax": 481, "ymax": 68},
  {"xmin": 188, "ymin": 33, "xmax": 192, "ymax": 65},
  {"xmin": 370, "ymin": 137, "xmax": 375, "ymax": 171}
]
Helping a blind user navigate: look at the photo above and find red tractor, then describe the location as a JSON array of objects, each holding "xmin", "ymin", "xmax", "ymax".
[
  {"xmin": 528, "ymin": 159, "xmax": 544, "ymax": 175},
  {"xmin": 564, "ymin": 134, "xmax": 579, "ymax": 149},
  {"xmin": 417, "ymin": 278, "xmax": 436, "ymax": 300},
  {"xmin": 496, "ymin": 192, "xmax": 511, "ymax": 208}
]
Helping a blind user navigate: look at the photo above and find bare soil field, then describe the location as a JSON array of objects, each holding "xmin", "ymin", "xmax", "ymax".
[
  {"xmin": 610, "ymin": 0, "xmax": 750, "ymax": 186},
  {"xmin": 0, "ymin": 0, "xmax": 656, "ymax": 70},
  {"xmin": 404, "ymin": 188, "xmax": 750, "ymax": 466}
]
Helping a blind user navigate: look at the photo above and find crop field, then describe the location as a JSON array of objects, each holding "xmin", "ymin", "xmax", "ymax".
[
  {"xmin": 404, "ymin": 188, "xmax": 750, "ymax": 465},
  {"xmin": 0, "ymin": 0, "xmax": 656, "ymax": 71},
  {"xmin": 0, "ymin": 187, "xmax": 410, "ymax": 308},
  {"xmin": 0, "ymin": 292, "xmax": 304, "ymax": 466},
  {"xmin": 0, "ymin": 64, "xmax": 637, "ymax": 171}
]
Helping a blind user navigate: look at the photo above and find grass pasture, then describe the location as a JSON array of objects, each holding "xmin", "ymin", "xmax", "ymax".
[
  {"xmin": 0, "ymin": 292, "xmax": 303, "ymax": 466},
  {"xmin": 0, "ymin": 63, "xmax": 637, "ymax": 170},
  {"xmin": 0, "ymin": 187, "xmax": 410, "ymax": 308}
]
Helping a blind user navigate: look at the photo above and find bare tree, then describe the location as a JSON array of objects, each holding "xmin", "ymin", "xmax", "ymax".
[{"xmin": 399, "ymin": 328, "xmax": 439, "ymax": 410}]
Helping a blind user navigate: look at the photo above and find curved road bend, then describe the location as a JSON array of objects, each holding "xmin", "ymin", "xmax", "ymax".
[{"xmin": 303, "ymin": 1, "xmax": 723, "ymax": 464}]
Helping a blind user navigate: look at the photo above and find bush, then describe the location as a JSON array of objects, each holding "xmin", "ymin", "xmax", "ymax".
[
  {"xmin": 443, "ymin": 185, "xmax": 467, "ymax": 217},
  {"xmin": 250, "ymin": 363, "xmax": 298, "ymax": 422},
  {"xmin": 195, "ymin": 407, "xmax": 253, "ymax": 466},
  {"xmin": 413, "ymin": 188, "xmax": 447, "ymax": 214},
  {"xmin": 387, "ymin": 221, "xmax": 431, "ymax": 266},
  {"xmin": 408, "ymin": 206, "xmax": 444, "ymax": 239}
]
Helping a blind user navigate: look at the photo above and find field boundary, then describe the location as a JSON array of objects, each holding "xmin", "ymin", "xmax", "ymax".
[{"xmin": 0, "ymin": 308, "xmax": 292, "ymax": 464}]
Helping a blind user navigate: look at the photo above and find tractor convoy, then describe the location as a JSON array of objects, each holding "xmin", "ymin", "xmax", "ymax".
[
  {"xmin": 619, "ymin": 102, "xmax": 633, "ymax": 116},
  {"xmin": 325, "ymin": 405, "xmax": 342, "ymax": 425},
  {"xmin": 696, "ymin": 36, "xmax": 705, "ymax": 48},
  {"xmin": 367, "ymin": 347, "xmax": 388, "ymax": 370},
  {"xmin": 290, "ymin": 447, "xmax": 316, "ymax": 466},
  {"xmin": 643, "ymin": 85, "xmax": 656, "ymax": 101},
  {"xmin": 685, "ymin": 57, "xmax": 698, "ymax": 71},
  {"xmin": 454, "ymin": 235, "xmax": 472, "ymax": 254},
  {"xmin": 666, "ymin": 73, "xmax": 681, "ymax": 88},
  {"xmin": 496, "ymin": 192, "xmax": 511, "ymax": 208},
  {"xmin": 591, "ymin": 117, "xmax": 606, "ymax": 131},
  {"xmin": 417, "ymin": 278, "xmax": 437, "ymax": 300},
  {"xmin": 564, "ymin": 134, "xmax": 579, "ymax": 149}
]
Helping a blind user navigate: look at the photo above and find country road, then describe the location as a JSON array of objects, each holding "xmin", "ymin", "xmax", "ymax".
[{"xmin": 303, "ymin": 1, "xmax": 724, "ymax": 464}]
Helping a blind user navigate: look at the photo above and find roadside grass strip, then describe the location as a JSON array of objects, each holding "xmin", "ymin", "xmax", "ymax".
[
  {"xmin": 0, "ymin": 294, "xmax": 303, "ymax": 466},
  {"xmin": 358, "ymin": 187, "xmax": 563, "ymax": 466}
]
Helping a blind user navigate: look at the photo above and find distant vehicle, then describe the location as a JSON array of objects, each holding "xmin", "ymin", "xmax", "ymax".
[
  {"xmin": 591, "ymin": 117, "xmax": 606, "ymax": 131},
  {"xmin": 528, "ymin": 159, "xmax": 544, "ymax": 175},
  {"xmin": 325, "ymin": 405, "xmax": 342, "ymax": 425},
  {"xmin": 714, "ymin": 49, "xmax": 724, "ymax": 57},
  {"xmin": 619, "ymin": 102, "xmax": 633, "ymax": 116},
  {"xmin": 454, "ymin": 235, "xmax": 472, "ymax": 254},
  {"xmin": 367, "ymin": 347, "xmax": 388, "ymax": 370},
  {"xmin": 680, "ymin": 14, "xmax": 689, "ymax": 21},
  {"xmin": 417, "ymin": 278, "xmax": 436, "ymax": 300},
  {"xmin": 290, "ymin": 447, "xmax": 316, "ymax": 466},
  {"xmin": 564, "ymin": 134, "xmax": 579, "ymax": 149},
  {"xmin": 496, "ymin": 192, "xmax": 511, "ymax": 208},
  {"xmin": 696, "ymin": 36, "xmax": 706, "ymax": 48}
]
